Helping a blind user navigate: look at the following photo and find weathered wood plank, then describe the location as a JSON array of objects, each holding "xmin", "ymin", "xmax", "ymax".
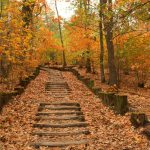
[
  {"xmin": 36, "ymin": 111, "xmax": 83, "ymax": 116},
  {"xmin": 31, "ymin": 140, "xmax": 88, "ymax": 147},
  {"xmin": 45, "ymin": 87, "xmax": 69, "ymax": 89},
  {"xmin": 32, "ymin": 130, "xmax": 90, "ymax": 136},
  {"xmin": 33, "ymin": 122, "xmax": 88, "ymax": 128},
  {"xmin": 35, "ymin": 115, "xmax": 85, "ymax": 121},
  {"xmin": 46, "ymin": 88, "xmax": 70, "ymax": 91},
  {"xmin": 46, "ymin": 90, "xmax": 71, "ymax": 92},
  {"xmin": 50, "ymin": 90, "xmax": 71, "ymax": 92},
  {"xmin": 40, "ymin": 102, "xmax": 80, "ymax": 107},
  {"xmin": 46, "ymin": 82, "xmax": 67, "ymax": 84},
  {"xmin": 45, "ymin": 86, "xmax": 69, "ymax": 88},
  {"xmin": 39, "ymin": 106, "xmax": 81, "ymax": 111}
]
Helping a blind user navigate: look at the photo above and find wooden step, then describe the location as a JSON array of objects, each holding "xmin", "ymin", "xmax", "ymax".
[
  {"xmin": 45, "ymin": 88, "xmax": 70, "ymax": 90},
  {"xmin": 46, "ymin": 90, "xmax": 71, "ymax": 92},
  {"xmin": 46, "ymin": 89, "xmax": 71, "ymax": 91},
  {"xmin": 46, "ymin": 85, "xmax": 69, "ymax": 87},
  {"xmin": 40, "ymin": 106, "xmax": 81, "ymax": 111},
  {"xmin": 51, "ymin": 92, "xmax": 71, "ymax": 94},
  {"xmin": 45, "ymin": 86, "xmax": 69, "ymax": 88},
  {"xmin": 52, "ymin": 94, "xmax": 70, "ymax": 96},
  {"xmin": 40, "ymin": 102, "xmax": 80, "ymax": 107},
  {"xmin": 52, "ymin": 93, "xmax": 70, "ymax": 95},
  {"xmin": 46, "ymin": 87, "xmax": 69, "ymax": 89},
  {"xmin": 31, "ymin": 139, "xmax": 88, "ymax": 148},
  {"xmin": 45, "ymin": 92, "xmax": 71, "ymax": 95},
  {"xmin": 36, "ymin": 111, "xmax": 83, "ymax": 116},
  {"xmin": 46, "ymin": 82, "xmax": 67, "ymax": 85},
  {"xmin": 32, "ymin": 130, "xmax": 90, "ymax": 136},
  {"xmin": 45, "ymin": 92, "xmax": 70, "ymax": 94},
  {"xmin": 43, "ymin": 106, "xmax": 80, "ymax": 109},
  {"xmin": 33, "ymin": 122, "xmax": 88, "ymax": 128},
  {"xmin": 47, "ymin": 84, "xmax": 65, "ymax": 85},
  {"xmin": 35, "ymin": 115, "xmax": 85, "ymax": 121},
  {"xmin": 46, "ymin": 85, "xmax": 68, "ymax": 87},
  {"xmin": 46, "ymin": 88, "xmax": 69, "ymax": 90}
]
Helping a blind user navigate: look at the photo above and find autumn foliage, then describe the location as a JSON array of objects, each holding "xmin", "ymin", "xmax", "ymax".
[
  {"xmin": 63, "ymin": 0, "xmax": 150, "ymax": 86},
  {"xmin": 0, "ymin": 0, "xmax": 60, "ymax": 87}
]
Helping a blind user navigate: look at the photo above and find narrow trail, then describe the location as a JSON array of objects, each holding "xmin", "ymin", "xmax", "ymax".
[{"xmin": 31, "ymin": 69, "xmax": 90, "ymax": 149}]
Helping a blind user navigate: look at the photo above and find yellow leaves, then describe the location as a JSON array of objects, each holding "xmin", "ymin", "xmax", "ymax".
[
  {"xmin": 67, "ymin": 25, "xmax": 99, "ymax": 54},
  {"xmin": 0, "ymin": 0, "xmax": 57, "ymax": 83},
  {"xmin": 28, "ymin": 0, "xmax": 35, "ymax": 3},
  {"xmin": 117, "ymin": 27, "xmax": 150, "ymax": 74},
  {"xmin": 24, "ymin": 0, "xmax": 35, "ymax": 7},
  {"xmin": 15, "ymin": 37, "xmax": 22, "ymax": 44}
]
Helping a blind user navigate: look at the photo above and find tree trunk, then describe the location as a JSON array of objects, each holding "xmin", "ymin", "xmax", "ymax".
[
  {"xmin": 54, "ymin": 0, "xmax": 66, "ymax": 67},
  {"xmin": 99, "ymin": 0, "xmax": 105, "ymax": 83},
  {"xmin": 83, "ymin": 0, "xmax": 91, "ymax": 73},
  {"xmin": 86, "ymin": 51, "xmax": 91, "ymax": 73},
  {"xmin": 22, "ymin": 0, "xmax": 35, "ymax": 28},
  {"xmin": 0, "ymin": 0, "xmax": 3, "ymax": 18},
  {"xmin": 103, "ymin": 0, "xmax": 117, "ymax": 85}
]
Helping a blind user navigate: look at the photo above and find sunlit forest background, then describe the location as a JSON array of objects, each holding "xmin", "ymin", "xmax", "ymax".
[{"xmin": 0, "ymin": 0, "xmax": 149, "ymax": 88}]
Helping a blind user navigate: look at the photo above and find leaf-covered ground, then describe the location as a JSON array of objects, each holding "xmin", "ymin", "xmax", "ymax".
[
  {"xmin": 74, "ymin": 67, "xmax": 150, "ymax": 118},
  {"xmin": 0, "ymin": 70, "xmax": 150, "ymax": 150}
]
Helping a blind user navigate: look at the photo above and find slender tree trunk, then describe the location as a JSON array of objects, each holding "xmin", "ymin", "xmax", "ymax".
[
  {"xmin": 86, "ymin": 50, "xmax": 91, "ymax": 73},
  {"xmin": 83, "ymin": 0, "xmax": 91, "ymax": 73},
  {"xmin": 22, "ymin": 0, "xmax": 35, "ymax": 28},
  {"xmin": 104, "ymin": 0, "xmax": 117, "ymax": 85},
  {"xmin": 99, "ymin": 0, "xmax": 105, "ymax": 83},
  {"xmin": 54, "ymin": 0, "xmax": 66, "ymax": 67},
  {"xmin": 0, "ymin": 0, "xmax": 3, "ymax": 18}
]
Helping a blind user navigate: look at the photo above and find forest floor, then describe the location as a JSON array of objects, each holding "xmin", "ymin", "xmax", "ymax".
[
  {"xmin": 0, "ymin": 69, "xmax": 150, "ymax": 150},
  {"xmin": 74, "ymin": 67, "xmax": 150, "ymax": 118}
]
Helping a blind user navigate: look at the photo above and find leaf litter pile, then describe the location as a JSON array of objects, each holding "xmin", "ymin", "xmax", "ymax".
[{"xmin": 0, "ymin": 70, "xmax": 150, "ymax": 150}]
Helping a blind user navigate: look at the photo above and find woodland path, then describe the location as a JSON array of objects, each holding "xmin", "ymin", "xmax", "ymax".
[
  {"xmin": 0, "ymin": 68, "xmax": 150, "ymax": 150},
  {"xmin": 31, "ymin": 68, "xmax": 90, "ymax": 149}
]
